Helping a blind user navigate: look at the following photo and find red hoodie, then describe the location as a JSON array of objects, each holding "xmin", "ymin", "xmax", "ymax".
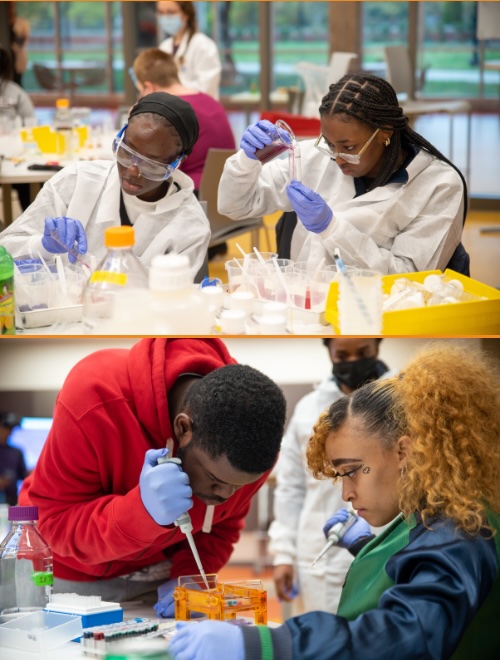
[{"xmin": 20, "ymin": 338, "xmax": 269, "ymax": 581}]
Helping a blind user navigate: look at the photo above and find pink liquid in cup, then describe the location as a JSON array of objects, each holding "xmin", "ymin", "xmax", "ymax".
[{"xmin": 255, "ymin": 142, "xmax": 291, "ymax": 164}]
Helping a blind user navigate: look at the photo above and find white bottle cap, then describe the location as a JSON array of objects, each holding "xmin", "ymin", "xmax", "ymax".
[
  {"xmin": 256, "ymin": 314, "xmax": 288, "ymax": 335},
  {"xmin": 150, "ymin": 254, "xmax": 192, "ymax": 291},
  {"xmin": 200, "ymin": 286, "xmax": 224, "ymax": 310},
  {"xmin": 229, "ymin": 290, "xmax": 254, "ymax": 314},
  {"xmin": 219, "ymin": 309, "xmax": 247, "ymax": 335}
]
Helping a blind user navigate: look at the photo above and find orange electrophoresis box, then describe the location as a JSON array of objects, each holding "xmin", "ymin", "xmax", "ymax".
[{"xmin": 173, "ymin": 574, "xmax": 267, "ymax": 624}]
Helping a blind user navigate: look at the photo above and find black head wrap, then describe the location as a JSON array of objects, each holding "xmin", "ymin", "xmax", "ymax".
[{"xmin": 128, "ymin": 91, "xmax": 199, "ymax": 156}]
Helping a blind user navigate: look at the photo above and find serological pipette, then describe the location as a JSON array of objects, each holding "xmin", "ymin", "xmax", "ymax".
[
  {"xmin": 311, "ymin": 510, "xmax": 359, "ymax": 567},
  {"xmin": 49, "ymin": 229, "xmax": 91, "ymax": 270},
  {"xmin": 157, "ymin": 453, "xmax": 210, "ymax": 590}
]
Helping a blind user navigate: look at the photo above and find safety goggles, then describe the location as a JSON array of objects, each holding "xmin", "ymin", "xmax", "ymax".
[
  {"xmin": 113, "ymin": 125, "xmax": 183, "ymax": 181},
  {"xmin": 314, "ymin": 128, "xmax": 379, "ymax": 165}
]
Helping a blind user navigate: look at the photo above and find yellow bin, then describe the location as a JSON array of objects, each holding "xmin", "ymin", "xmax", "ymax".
[{"xmin": 325, "ymin": 270, "xmax": 500, "ymax": 336}]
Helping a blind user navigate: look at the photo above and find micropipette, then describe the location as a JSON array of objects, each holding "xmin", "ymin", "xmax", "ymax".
[
  {"xmin": 157, "ymin": 453, "xmax": 210, "ymax": 590},
  {"xmin": 49, "ymin": 229, "xmax": 91, "ymax": 270},
  {"xmin": 311, "ymin": 511, "xmax": 359, "ymax": 567}
]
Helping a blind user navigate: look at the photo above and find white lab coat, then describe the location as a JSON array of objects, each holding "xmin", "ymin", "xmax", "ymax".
[
  {"xmin": 268, "ymin": 370, "xmax": 396, "ymax": 615},
  {"xmin": 159, "ymin": 32, "xmax": 221, "ymax": 100},
  {"xmin": 218, "ymin": 142, "xmax": 465, "ymax": 274},
  {"xmin": 0, "ymin": 79, "xmax": 35, "ymax": 123},
  {"xmin": 0, "ymin": 160, "xmax": 210, "ymax": 278}
]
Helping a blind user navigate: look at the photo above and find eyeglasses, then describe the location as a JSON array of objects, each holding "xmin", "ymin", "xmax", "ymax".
[
  {"xmin": 113, "ymin": 127, "xmax": 183, "ymax": 181},
  {"xmin": 314, "ymin": 128, "xmax": 380, "ymax": 165}
]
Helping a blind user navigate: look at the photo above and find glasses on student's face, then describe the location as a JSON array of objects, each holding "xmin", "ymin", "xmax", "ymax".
[
  {"xmin": 113, "ymin": 129, "xmax": 183, "ymax": 181},
  {"xmin": 314, "ymin": 128, "xmax": 380, "ymax": 165}
]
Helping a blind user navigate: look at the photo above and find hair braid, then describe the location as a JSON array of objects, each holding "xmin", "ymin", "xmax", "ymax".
[{"xmin": 319, "ymin": 74, "xmax": 467, "ymax": 221}]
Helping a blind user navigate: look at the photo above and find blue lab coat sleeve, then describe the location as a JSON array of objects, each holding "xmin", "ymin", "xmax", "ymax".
[{"xmin": 240, "ymin": 517, "xmax": 499, "ymax": 659}]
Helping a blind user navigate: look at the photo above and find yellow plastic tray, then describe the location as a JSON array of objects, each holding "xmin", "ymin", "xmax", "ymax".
[{"xmin": 325, "ymin": 270, "xmax": 500, "ymax": 336}]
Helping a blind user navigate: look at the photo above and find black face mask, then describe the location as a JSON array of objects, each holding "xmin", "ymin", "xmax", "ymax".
[{"xmin": 332, "ymin": 356, "xmax": 380, "ymax": 391}]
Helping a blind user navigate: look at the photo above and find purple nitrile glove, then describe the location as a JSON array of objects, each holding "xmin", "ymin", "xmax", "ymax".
[
  {"xmin": 322, "ymin": 508, "xmax": 371, "ymax": 549},
  {"xmin": 41, "ymin": 216, "xmax": 88, "ymax": 263},
  {"xmin": 139, "ymin": 448, "xmax": 192, "ymax": 526},
  {"xmin": 168, "ymin": 620, "xmax": 245, "ymax": 660},
  {"xmin": 239, "ymin": 119, "xmax": 277, "ymax": 160},
  {"xmin": 153, "ymin": 577, "xmax": 178, "ymax": 619},
  {"xmin": 286, "ymin": 180, "xmax": 333, "ymax": 234},
  {"xmin": 154, "ymin": 578, "xmax": 204, "ymax": 619}
]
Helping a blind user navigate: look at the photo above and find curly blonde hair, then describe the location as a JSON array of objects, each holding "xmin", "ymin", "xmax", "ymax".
[{"xmin": 306, "ymin": 342, "xmax": 500, "ymax": 536}]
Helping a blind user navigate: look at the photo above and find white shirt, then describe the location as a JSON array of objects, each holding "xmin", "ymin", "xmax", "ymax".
[
  {"xmin": 0, "ymin": 79, "xmax": 35, "ymax": 122},
  {"xmin": 0, "ymin": 160, "xmax": 210, "ymax": 279},
  {"xmin": 159, "ymin": 32, "xmax": 221, "ymax": 100},
  {"xmin": 218, "ymin": 142, "xmax": 465, "ymax": 274}
]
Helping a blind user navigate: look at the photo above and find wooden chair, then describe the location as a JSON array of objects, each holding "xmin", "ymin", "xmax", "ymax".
[{"xmin": 199, "ymin": 148, "xmax": 267, "ymax": 251}]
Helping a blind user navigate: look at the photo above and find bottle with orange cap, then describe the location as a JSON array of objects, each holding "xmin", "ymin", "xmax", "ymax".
[
  {"xmin": 53, "ymin": 98, "xmax": 74, "ymax": 160},
  {"xmin": 82, "ymin": 226, "xmax": 148, "ymax": 334}
]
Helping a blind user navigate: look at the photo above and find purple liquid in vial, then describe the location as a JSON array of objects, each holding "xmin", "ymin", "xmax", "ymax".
[{"xmin": 255, "ymin": 142, "xmax": 290, "ymax": 164}]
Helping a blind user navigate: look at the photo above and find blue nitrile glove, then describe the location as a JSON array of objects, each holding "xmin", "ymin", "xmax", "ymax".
[
  {"xmin": 139, "ymin": 448, "xmax": 193, "ymax": 526},
  {"xmin": 240, "ymin": 119, "xmax": 277, "ymax": 160},
  {"xmin": 286, "ymin": 180, "xmax": 333, "ymax": 234},
  {"xmin": 322, "ymin": 508, "xmax": 371, "ymax": 549},
  {"xmin": 153, "ymin": 577, "xmax": 177, "ymax": 618},
  {"xmin": 41, "ymin": 216, "xmax": 88, "ymax": 263},
  {"xmin": 168, "ymin": 620, "xmax": 244, "ymax": 660},
  {"xmin": 154, "ymin": 578, "xmax": 203, "ymax": 619}
]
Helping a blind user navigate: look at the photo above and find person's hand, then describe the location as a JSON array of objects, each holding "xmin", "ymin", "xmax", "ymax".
[
  {"xmin": 239, "ymin": 119, "xmax": 278, "ymax": 160},
  {"xmin": 153, "ymin": 577, "xmax": 178, "ymax": 618},
  {"xmin": 322, "ymin": 508, "xmax": 371, "ymax": 549},
  {"xmin": 41, "ymin": 217, "xmax": 88, "ymax": 263},
  {"xmin": 154, "ymin": 578, "xmax": 204, "ymax": 619},
  {"xmin": 273, "ymin": 564, "xmax": 298, "ymax": 602},
  {"xmin": 286, "ymin": 180, "xmax": 333, "ymax": 234},
  {"xmin": 139, "ymin": 448, "xmax": 192, "ymax": 526},
  {"xmin": 168, "ymin": 620, "xmax": 244, "ymax": 660}
]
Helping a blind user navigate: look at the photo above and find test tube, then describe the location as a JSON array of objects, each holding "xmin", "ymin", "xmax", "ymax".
[{"xmin": 289, "ymin": 143, "xmax": 302, "ymax": 182}]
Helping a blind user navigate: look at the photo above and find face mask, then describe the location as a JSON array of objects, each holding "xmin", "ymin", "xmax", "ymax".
[
  {"xmin": 332, "ymin": 356, "xmax": 379, "ymax": 391},
  {"xmin": 159, "ymin": 15, "xmax": 183, "ymax": 36}
]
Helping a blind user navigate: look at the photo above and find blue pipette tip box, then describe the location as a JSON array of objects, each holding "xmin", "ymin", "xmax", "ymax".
[{"xmin": 44, "ymin": 597, "xmax": 123, "ymax": 641}]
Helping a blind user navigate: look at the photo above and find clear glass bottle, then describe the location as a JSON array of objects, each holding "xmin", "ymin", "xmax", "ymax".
[
  {"xmin": 0, "ymin": 505, "xmax": 53, "ymax": 620},
  {"xmin": 53, "ymin": 98, "xmax": 74, "ymax": 161},
  {"xmin": 82, "ymin": 226, "xmax": 148, "ymax": 334}
]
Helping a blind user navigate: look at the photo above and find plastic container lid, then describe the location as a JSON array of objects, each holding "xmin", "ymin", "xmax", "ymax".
[
  {"xmin": 8, "ymin": 505, "xmax": 39, "ymax": 521},
  {"xmin": 104, "ymin": 226, "xmax": 135, "ymax": 248},
  {"xmin": 56, "ymin": 98, "xmax": 70, "ymax": 109},
  {"xmin": 149, "ymin": 254, "xmax": 192, "ymax": 291},
  {"xmin": 219, "ymin": 309, "xmax": 247, "ymax": 335}
]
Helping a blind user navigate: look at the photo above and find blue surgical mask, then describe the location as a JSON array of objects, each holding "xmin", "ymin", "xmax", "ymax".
[{"xmin": 159, "ymin": 15, "xmax": 183, "ymax": 36}]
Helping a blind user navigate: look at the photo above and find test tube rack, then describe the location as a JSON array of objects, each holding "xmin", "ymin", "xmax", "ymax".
[{"xmin": 173, "ymin": 574, "xmax": 267, "ymax": 624}]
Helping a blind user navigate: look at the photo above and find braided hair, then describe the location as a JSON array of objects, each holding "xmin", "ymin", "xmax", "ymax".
[{"xmin": 319, "ymin": 74, "xmax": 467, "ymax": 220}]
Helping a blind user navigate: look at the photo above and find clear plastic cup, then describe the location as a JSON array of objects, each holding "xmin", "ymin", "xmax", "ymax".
[
  {"xmin": 254, "ymin": 120, "xmax": 295, "ymax": 164},
  {"xmin": 14, "ymin": 263, "xmax": 50, "ymax": 311},
  {"xmin": 309, "ymin": 268, "xmax": 339, "ymax": 312}
]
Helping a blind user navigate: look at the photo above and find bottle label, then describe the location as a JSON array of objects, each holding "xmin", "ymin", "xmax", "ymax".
[
  {"xmin": 31, "ymin": 571, "xmax": 54, "ymax": 586},
  {"xmin": 90, "ymin": 271, "xmax": 128, "ymax": 286},
  {"xmin": 0, "ymin": 275, "xmax": 15, "ymax": 335}
]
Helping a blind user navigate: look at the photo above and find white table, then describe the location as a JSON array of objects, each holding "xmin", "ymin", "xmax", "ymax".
[
  {"xmin": 227, "ymin": 89, "xmax": 290, "ymax": 124},
  {"xmin": 0, "ymin": 132, "xmax": 115, "ymax": 227},
  {"xmin": 0, "ymin": 602, "xmax": 159, "ymax": 660}
]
